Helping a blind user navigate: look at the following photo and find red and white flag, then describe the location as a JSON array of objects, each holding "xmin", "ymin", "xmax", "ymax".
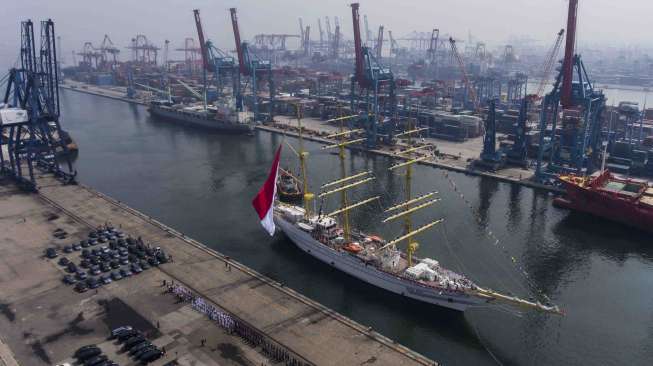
[{"xmin": 252, "ymin": 145, "xmax": 282, "ymax": 236}]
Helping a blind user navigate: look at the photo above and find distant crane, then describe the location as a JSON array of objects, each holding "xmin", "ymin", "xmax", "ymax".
[
  {"xmin": 317, "ymin": 18, "xmax": 324, "ymax": 48},
  {"xmin": 350, "ymin": 3, "xmax": 397, "ymax": 147},
  {"xmin": 99, "ymin": 35, "xmax": 120, "ymax": 69},
  {"xmin": 449, "ymin": 37, "xmax": 480, "ymax": 113},
  {"xmin": 230, "ymin": 7, "xmax": 275, "ymax": 122},
  {"xmin": 127, "ymin": 34, "xmax": 159, "ymax": 65},
  {"xmin": 332, "ymin": 17, "xmax": 341, "ymax": 59},
  {"xmin": 537, "ymin": 29, "xmax": 565, "ymax": 98},
  {"xmin": 375, "ymin": 25, "xmax": 384, "ymax": 60}
]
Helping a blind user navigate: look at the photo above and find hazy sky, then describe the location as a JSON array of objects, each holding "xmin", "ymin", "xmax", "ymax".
[{"xmin": 1, "ymin": 0, "xmax": 652, "ymax": 69}]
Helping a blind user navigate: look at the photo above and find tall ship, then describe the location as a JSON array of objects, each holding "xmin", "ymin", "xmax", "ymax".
[
  {"xmin": 148, "ymin": 98, "xmax": 253, "ymax": 134},
  {"xmin": 253, "ymin": 108, "xmax": 563, "ymax": 315},
  {"xmin": 554, "ymin": 170, "xmax": 653, "ymax": 232}
]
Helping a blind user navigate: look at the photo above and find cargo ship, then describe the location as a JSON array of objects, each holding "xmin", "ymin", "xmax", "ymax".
[
  {"xmin": 253, "ymin": 111, "xmax": 562, "ymax": 315},
  {"xmin": 554, "ymin": 170, "xmax": 653, "ymax": 232},
  {"xmin": 148, "ymin": 99, "xmax": 253, "ymax": 133}
]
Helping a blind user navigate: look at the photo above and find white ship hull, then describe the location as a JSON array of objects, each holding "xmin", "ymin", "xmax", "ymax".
[{"xmin": 275, "ymin": 215, "xmax": 489, "ymax": 312}]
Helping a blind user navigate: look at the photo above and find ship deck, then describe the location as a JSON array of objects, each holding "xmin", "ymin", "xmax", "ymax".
[{"xmin": 0, "ymin": 173, "xmax": 437, "ymax": 366}]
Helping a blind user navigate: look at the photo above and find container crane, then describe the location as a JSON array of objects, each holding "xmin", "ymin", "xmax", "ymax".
[
  {"xmin": 317, "ymin": 18, "xmax": 324, "ymax": 49},
  {"xmin": 332, "ymin": 17, "xmax": 341, "ymax": 59},
  {"xmin": 363, "ymin": 15, "xmax": 371, "ymax": 46},
  {"xmin": 350, "ymin": 3, "xmax": 397, "ymax": 147},
  {"xmin": 99, "ymin": 34, "xmax": 120, "ymax": 69},
  {"xmin": 193, "ymin": 9, "xmax": 212, "ymax": 73},
  {"xmin": 535, "ymin": 0, "xmax": 606, "ymax": 181},
  {"xmin": 1, "ymin": 19, "xmax": 75, "ymax": 190},
  {"xmin": 325, "ymin": 16, "xmax": 333, "ymax": 54},
  {"xmin": 193, "ymin": 9, "xmax": 238, "ymax": 99},
  {"xmin": 230, "ymin": 7, "xmax": 275, "ymax": 122},
  {"xmin": 449, "ymin": 37, "xmax": 480, "ymax": 113},
  {"xmin": 375, "ymin": 25, "xmax": 384, "ymax": 60}
]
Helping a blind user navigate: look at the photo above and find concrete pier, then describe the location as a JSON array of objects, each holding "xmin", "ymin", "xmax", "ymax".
[{"xmin": 0, "ymin": 173, "xmax": 437, "ymax": 366}]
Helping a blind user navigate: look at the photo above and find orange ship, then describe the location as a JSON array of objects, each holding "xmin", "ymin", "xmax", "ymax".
[{"xmin": 554, "ymin": 170, "xmax": 653, "ymax": 232}]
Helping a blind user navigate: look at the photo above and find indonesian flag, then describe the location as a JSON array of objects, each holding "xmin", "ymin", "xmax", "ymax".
[{"xmin": 252, "ymin": 145, "xmax": 282, "ymax": 236}]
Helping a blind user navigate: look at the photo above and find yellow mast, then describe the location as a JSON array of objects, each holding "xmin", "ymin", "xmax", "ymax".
[
  {"xmin": 337, "ymin": 105, "xmax": 352, "ymax": 241},
  {"xmin": 296, "ymin": 104, "xmax": 313, "ymax": 217},
  {"xmin": 404, "ymin": 108, "xmax": 417, "ymax": 266}
]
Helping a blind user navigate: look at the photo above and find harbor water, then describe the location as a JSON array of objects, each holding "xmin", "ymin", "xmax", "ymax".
[{"xmin": 60, "ymin": 89, "xmax": 653, "ymax": 366}]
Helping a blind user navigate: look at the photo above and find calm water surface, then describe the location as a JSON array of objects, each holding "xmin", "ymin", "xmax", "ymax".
[{"xmin": 60, "ymin": 89, "xmax": 653, "ymax": 366}]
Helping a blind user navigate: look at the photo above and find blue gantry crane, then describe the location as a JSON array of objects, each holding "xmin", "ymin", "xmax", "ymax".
[
  {"xmin": 350, "ymin": 3, "xmax": 397, "ymax": 147},
  {"xmin": 230, "ymin": 7, "xmax": 275, "ymax": 122},
  {"xmin": 193, "ymin": 9, "xmax": 238, "ymax": 105},
  {"xmin": 1, "ymin": 19, "xmax": 75, "ymax": 190},
  {"xmin": 535, "ymin": 0, "xmax": 606, "ymax": 182},
  {"xmin": 474, "ymin": 99, "xmax": 506, "ymax": 170}
]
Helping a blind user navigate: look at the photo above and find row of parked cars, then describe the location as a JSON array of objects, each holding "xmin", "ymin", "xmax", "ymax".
[
  {"xmin": 111, "ymin": 326, "xmax": 164, "ymax": 364},
  {"xmin": 47, "ymin": 226, "xmax": 169, "ymax": 292}
]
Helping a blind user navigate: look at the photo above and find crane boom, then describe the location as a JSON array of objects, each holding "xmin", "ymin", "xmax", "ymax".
[
  {"xmin": 351, "ymin": 3, "xmax": 365, "ymax": 86},
  {"xmin": 230, "ymin": 8, "xmax": 247, "ymax": 76},
  {"xmin": 193, "ymin": 9, "xmax": 212, "ymax": 72},
  {"xmin": 561, "ymin": 0, "xmax": 578, "ymax": 108},
  {"xmin": 535, "ymin": 29, "xmax": 565, "ymax": 98},
  {"xmin": 376, "ymin": 25, "xmax": 384, "ymax": 59},
  {"xmin": 449, "ymin": 37, "xmax": 479, "ymax": 113}
]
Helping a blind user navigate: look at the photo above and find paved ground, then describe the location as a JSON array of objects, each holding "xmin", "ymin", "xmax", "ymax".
[{"xmin": 0, "ymin": 173, "xmax": 437, "ymax": 366}]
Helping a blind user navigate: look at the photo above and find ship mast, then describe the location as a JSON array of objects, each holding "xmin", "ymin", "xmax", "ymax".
[
  {"xmin": 337, "ymin": 105, "xmax": 351, "ymax": 240},
  {"xmin": 296, "ymin": 104, "xmax": 313, "ymax": 217},
  {"xmin": 320, "ymin": 111, "xmax": 376, "ymax": 240},
  {"xmin": 385, "ymin": 105, "xmax": 435, "ymax": 266}
]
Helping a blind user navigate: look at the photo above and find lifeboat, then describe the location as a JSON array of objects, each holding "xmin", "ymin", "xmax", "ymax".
[{"xmin": 343, "ymin": 242, "xmax": 363, "ymax": 253}]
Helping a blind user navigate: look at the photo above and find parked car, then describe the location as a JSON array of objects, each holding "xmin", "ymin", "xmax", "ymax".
[
  {"xmin": 139, "ymin": 260, "xmax": 151, "ymax": 270},
  {"xmin": 138, "ymin": 349, "xmax": 163, "ymax": 363},
  {"xmin": 100, "ymin": 275, "xmax": 112, "ymax": 285},
  {"xmin": 101, "ymin": 263, "xmax": 111, "ymax": 273},
  {"xmin": 63, "ymin": 245, "xmax": 73, "ymax": 253},
  {"xmin": 111, "ymin": 271, "xmax": 123, "ymax": 281},
  {"xmin": 86, "ymin": 277, "xmax": 100, "ymax": 289},
  {"xmin": 130, "ymin": 263, "xmax": 143, "ymax": 274},
  {"xmin": 83, "ymin": 354, "xmax": 107, "ymax": 366},
  {"xmin": 120, "ymin": 268, "xmax": 133, "ymax": 277},
  {"xmin": 72, "ymin": 243, "xmax": 82, "ymax": 251},
  {"xmin": 147, "ymin": 257, "xmax": 159, "ymax": 266},
  {"xmin": 75, "ymin": 281, "xmax": 88, "ymax": 293},
  {"xmin": 80, "ymin": 240, "xmax": 90, "ymax": 248},
  {"xmin": 128, "ymin": 341, "xmax": 152, "ymax": 355},
  {"xmin": 58, "ymin": 257, "xmax": 70, "ymax": 266},
  {"xmin": 133, "ymin": 345, "xmax": 157, "ymax": 359},
  {"xmin": 110, "ymin": 325, "xmax": 132, "ymax": 338},
  {"xmin": 67, "ymin": 262, "xmax": 78, "ymax": 273},
  {"xmin": 122, "ymin": 335, "xmax": 146, "ymax": 350},
  {"xmin": 76, "ymin": 269, "xmax": 88, "ymax": 280},
  {"xmin": 74, "ymin": 345, "xmax": 100, "ymax": 359},
  {"xmin": 63, "ymin": 274, "xmax": 77, "ymax": 285},
  {"xmin": 81, "ymin": 249, "xmax": 91, "ymax": 258},
  {"xmin": 89, "ymin": 265, "xmax": 101, "ymax": 276},
  {"xmin": 45, "ymin": 247, "xmax": 58, "ymax": 258},
  {"xmin": 116, "ymin": 329, "xmax": 141, "ymax": 342}
]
